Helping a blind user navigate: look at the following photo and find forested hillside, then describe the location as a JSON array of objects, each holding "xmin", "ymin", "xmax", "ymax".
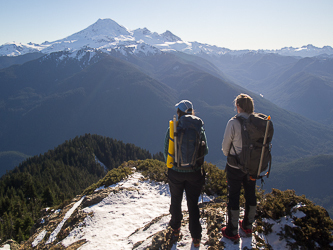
[{"xmin": 0, "ymin": 134, "xmax": 157, "ymax": 242}]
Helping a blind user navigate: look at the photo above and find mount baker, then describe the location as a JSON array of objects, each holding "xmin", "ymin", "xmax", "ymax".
[{"xmin": 1, "ymin": 18, "xmax": 333, "ymax": 58}]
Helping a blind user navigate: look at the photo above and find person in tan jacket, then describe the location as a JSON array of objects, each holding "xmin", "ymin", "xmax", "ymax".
[{"xmin": 221, "ymin": 93, "xmax": 257, "ymax": 242}]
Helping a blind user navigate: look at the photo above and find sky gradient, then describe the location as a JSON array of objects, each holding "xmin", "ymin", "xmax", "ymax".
[{"xmin": 1, "ymin": 0, "xmax": 332, "ymax": 50}]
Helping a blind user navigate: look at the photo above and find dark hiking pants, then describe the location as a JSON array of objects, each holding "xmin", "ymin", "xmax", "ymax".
[
  {"xmin": 168, "ymin": 168, "xmax": 204, "ymax": 239},
  {"xmin": 225, "ymin": 164, "xmax": 257, "ymax": 210}
]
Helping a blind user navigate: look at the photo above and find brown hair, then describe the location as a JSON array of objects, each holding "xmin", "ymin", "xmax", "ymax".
[{"xmin": 234, "ymin": 93, "xmax": 254, "ymax": 114}]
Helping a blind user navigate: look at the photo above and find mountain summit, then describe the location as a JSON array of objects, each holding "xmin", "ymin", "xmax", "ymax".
[
  {"xmin": 83, "ymin": 18, "xmax": 132, "ymax": 37},
  {"xmin": 161, "ymin": 30, "xmax": 182, "ymax": 42},
  {"xmin": 62, "ymin": 18, "xmax": 132, "ymax": 44}
]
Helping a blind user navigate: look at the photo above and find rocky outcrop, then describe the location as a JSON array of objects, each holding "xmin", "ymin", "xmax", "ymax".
[{"xmin": 81, "ymin": 186, "xmax": 138, "ymax": 208}]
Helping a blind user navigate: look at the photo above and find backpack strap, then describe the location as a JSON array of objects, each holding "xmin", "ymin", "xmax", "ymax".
[
  {"xmin": 177, "ymin": 129, "xmax": 184, "ymax": 168},
  {"xmin": 228, "ymin": 115, "xmax": 242, "ymax": 157}
]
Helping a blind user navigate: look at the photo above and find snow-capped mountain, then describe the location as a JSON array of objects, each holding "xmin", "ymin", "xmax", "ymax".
[
  {"xmin": 1, "ymin": 18, "xmax": 332, "ymax": 57},
  {"xmin": 271, "ymin": 44, "xmax": 333, "ymax": 57},
  {"xmin": 0, "ymin": 19, "xmax": 161, "ymax": 57},
  {"xmin": 0, "ymin": 42, "xmax": 47, "ymax": 56}
]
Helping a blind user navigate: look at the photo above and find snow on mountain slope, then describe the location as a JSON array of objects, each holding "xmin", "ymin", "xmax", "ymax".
[
  {"xmin": 276, "ymin": 44, "xmax": 333, "ymax": 57},
  {"xmin": 0, "ymin": 42, "xmax": 47, "ymax": 56},
  {"xmin": 1, "ymin": 18, "xmax": 332, "ymax": 57},
  {"xmin": 18, "ymin": 170, "xmax": 317, "ymax": 250},
  {"xmin": 30, "ymin": 171, "xmax": 215, "ymax": 249},
  {"xmin": 0, "ymin": 19, "xmax": 173, "ymax": 57}
]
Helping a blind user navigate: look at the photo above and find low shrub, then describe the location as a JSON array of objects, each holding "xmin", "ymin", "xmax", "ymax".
[
  {"xmin": 82, "ymin": 163, "xmax": 133, "ymax": 195},
  {"xmin": 257, "ymin": 189, "xmax": 333, "ymax": 249}
]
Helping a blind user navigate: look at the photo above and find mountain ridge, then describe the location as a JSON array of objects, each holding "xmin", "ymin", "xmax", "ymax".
[
  {"xmin": 199, "ymin": 52, "xmax": 333, "ymax": 125},
  {"xmin": 2, "ymin": 49, "xmax": 333, "ymax": 166},
  {"xmin": 3, "ymin": 159, "xmax": 332, "ymax": 249},
  {"xmin": 1, "ymin": 18, "xmax": 332, "ymax": 58},
  {"xmin": 2, "ymin": 50, "xmax": 333, "ymax": 166}
]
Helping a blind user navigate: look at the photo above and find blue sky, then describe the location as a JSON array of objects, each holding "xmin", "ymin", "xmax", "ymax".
[{"xmin": 1, "ymin": 0, "xmax": 332, "ymax": 50}]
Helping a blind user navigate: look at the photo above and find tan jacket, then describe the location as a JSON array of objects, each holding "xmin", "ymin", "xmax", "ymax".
[{"xmin": 222, "ymin": 113, "xmax": 250, "ymax": 168}]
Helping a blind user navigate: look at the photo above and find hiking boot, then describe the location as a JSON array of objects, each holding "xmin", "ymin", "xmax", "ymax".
[
  {"xmin": 222, "ymin": 226, "xmax": 240, "ymax": 243},
  {"xmin": 192, "ymin": 238, "xmax": 200, "ymax": 248},
  {"xmin": 240, "ymin": 204, "xmax": 255, "ymax": 237},
  {"xmin": 222, "ymin": 209, "xmax": 240, "ymax": 242},
  {"xmin": 239, "ymin": 219, "xmax": 252, "ymax": 237}
]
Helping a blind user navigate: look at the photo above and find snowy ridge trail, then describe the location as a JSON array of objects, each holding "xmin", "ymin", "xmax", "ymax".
[
  {"xmin": 22, "ymin": 169, "xmax": 328, "ymax": 250},
  {"xmin": 58, "ymin": 171, "xmax": 259, "ymax": 249},
  {"xmin": 60, "ymin": 171, "xmax": 213, "ymax": 249}
]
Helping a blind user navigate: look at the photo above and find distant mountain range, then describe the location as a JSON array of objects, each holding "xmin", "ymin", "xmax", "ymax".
[
  {"xmin": 1, "ymin": 18, "xmax": 333, "ymax": 125},
  {"xmin": 1, "ymin": 18, "xmax": 333, "ymax": 58},
  {"xmin": 2, "ymin": 48, "xmax": 333, "ymax": 164},
  {"xmin": 1, "ymin": 18, "xmax": 333, "ymax": 216},
  {"xmin": 201, "ymin": 52, "xmax": 333, "ymax": 125}
]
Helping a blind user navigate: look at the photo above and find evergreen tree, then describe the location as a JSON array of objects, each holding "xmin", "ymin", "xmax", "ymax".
[
  {"xmin": 17, "ymin": 227, "xmax": 24, "ymax": 243},
  {"xmin": 42, "ymin": 186, "xmax": 55, "ymax": 207}
]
